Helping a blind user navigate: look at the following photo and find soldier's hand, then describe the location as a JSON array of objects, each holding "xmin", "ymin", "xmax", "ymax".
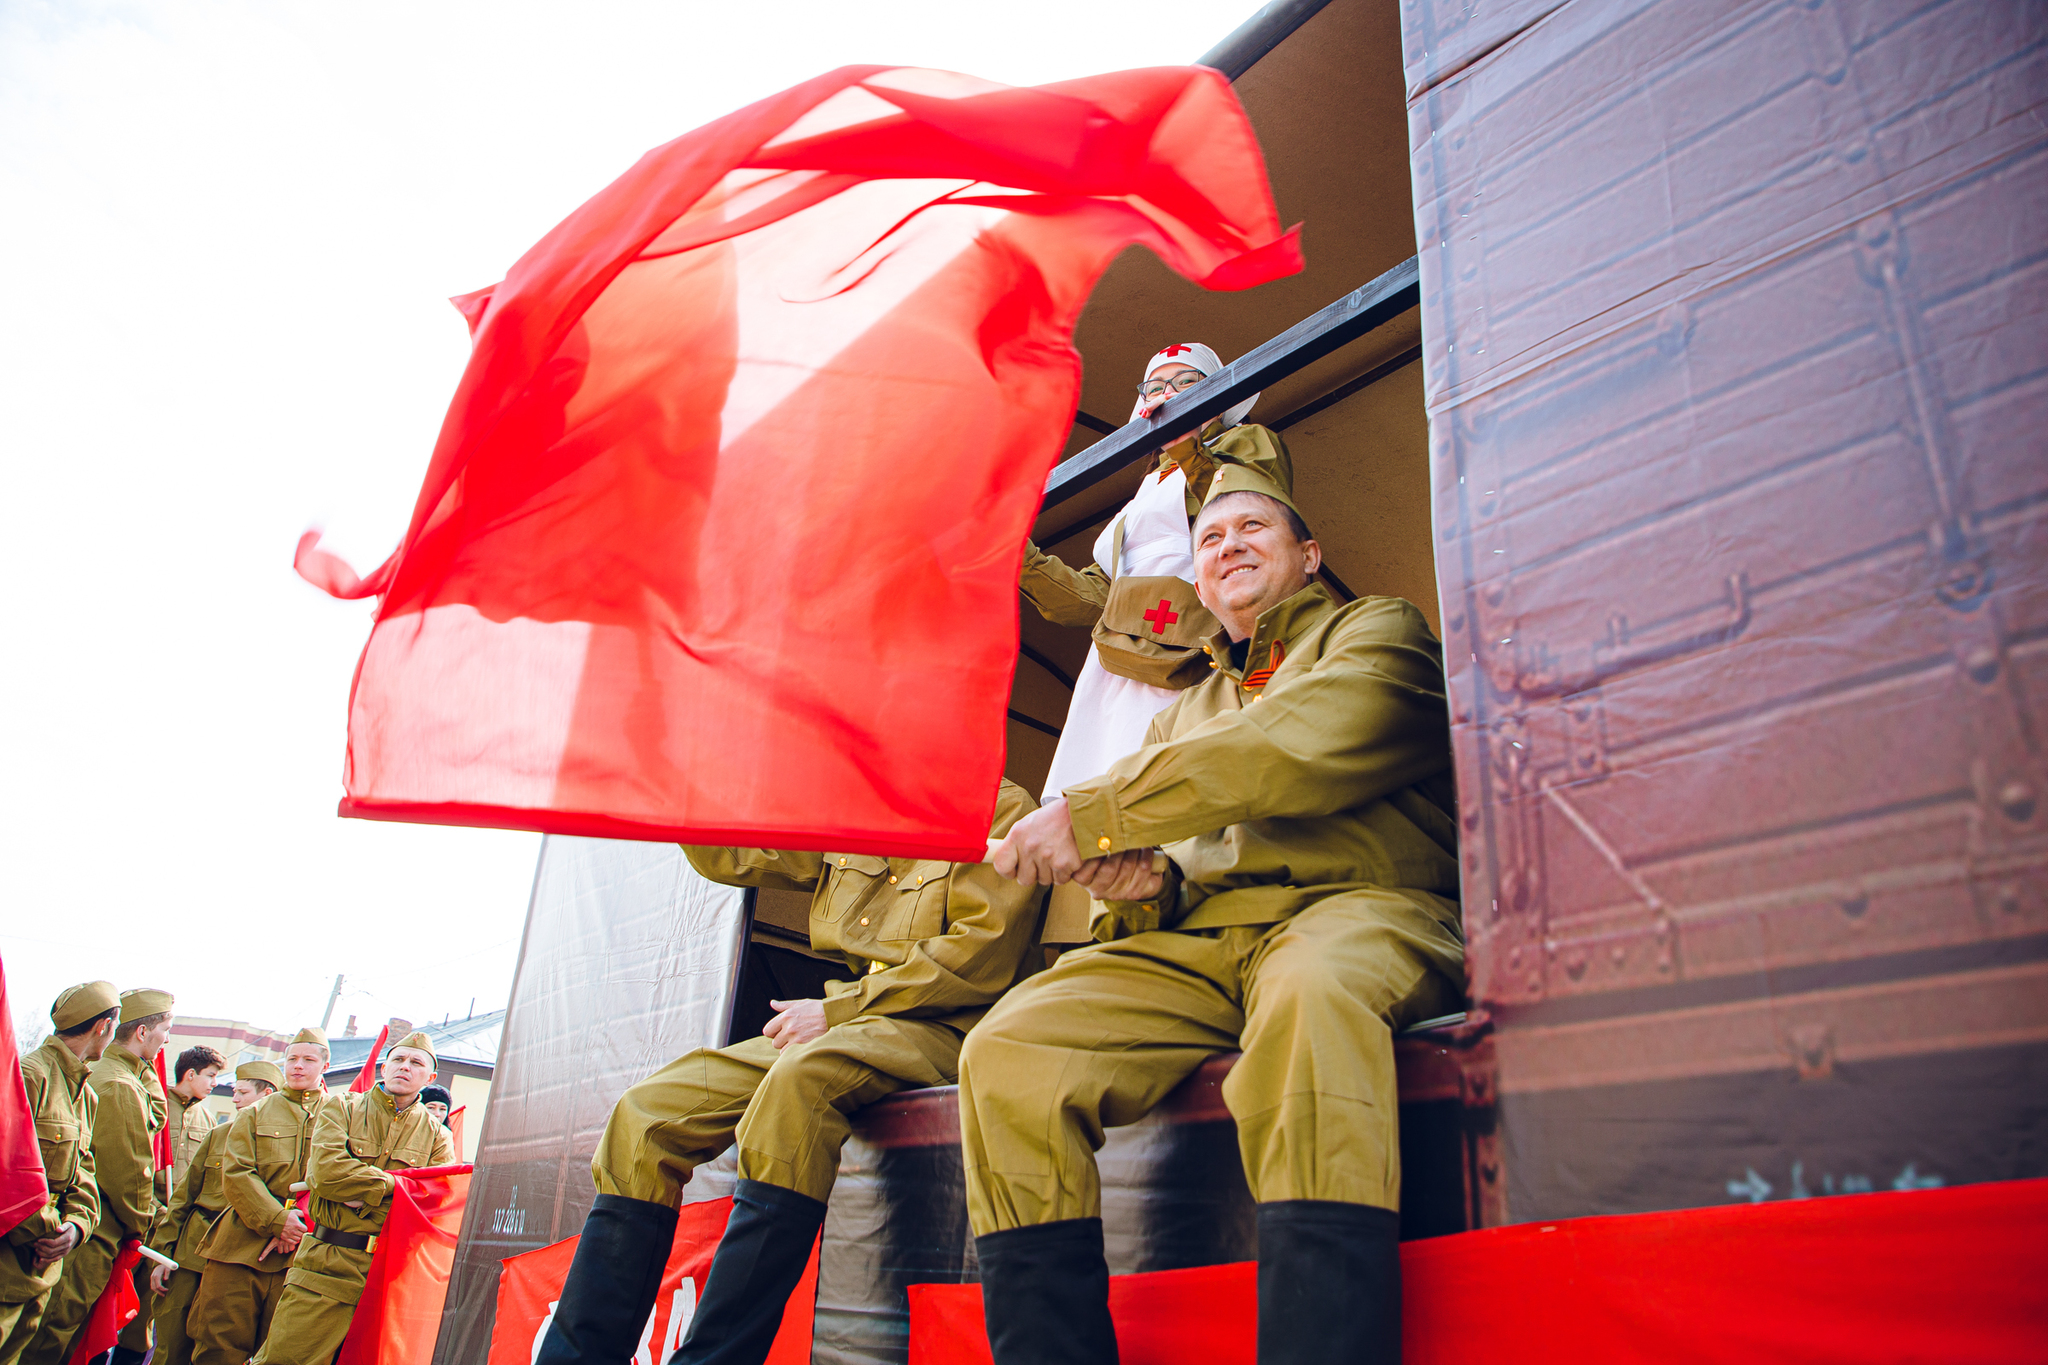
[
  {"xmin": 31, "ymin": 1223, "xmax": 79, "ymax": 1266},
  {"xmin": 991, "ymin": 799, "xmax": 1084, "ymax": 886},
  {"xmin": 149, "ymin": 1262, "xmax": 174, "ymax": 1295},
  {"xmin": 1072, "ymin": 849, "xmax": 1167, "ymax": 903},
  {"xmin": 276, "ymin": 1209, "xmax": 308, "ymax": 1252},
  {"xmin": 762, "ymin": 999, "xmax": 828, "ymax": 1049}
]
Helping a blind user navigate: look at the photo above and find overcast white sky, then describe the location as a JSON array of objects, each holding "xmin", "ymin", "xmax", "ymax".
[{"xmin": 0, "ymin": 0, "xmax": 1260, "ymax": 1043}]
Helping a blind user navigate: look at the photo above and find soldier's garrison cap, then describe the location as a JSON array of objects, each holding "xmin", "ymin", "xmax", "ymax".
[
  {"xmin": 52, "ymin": 981, "xmax": 120, "ymax": 1030},
  {"xmin": 389, "ymin": 1030, "xmax": 437, "ymax": 1067},
  {"xmin": 291, "ymin": 1027, "xmax": 330, "ymax": 1053},
  {"xmin": 119, "ymin": 988, "xmax": 176, "ymax": 1024},
  {"xmin": 237, "ymin": 1060, "xmax": 286, "ymax": 1089},
  {"xmin": 1199, "ymin": 460, "xmax": 1306, "ymax": 527}
]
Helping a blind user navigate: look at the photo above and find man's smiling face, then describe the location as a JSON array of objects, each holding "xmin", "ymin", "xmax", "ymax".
[{"xmin": 1193, "ymin": 492, "xmax": 1320, "ymax": 639}]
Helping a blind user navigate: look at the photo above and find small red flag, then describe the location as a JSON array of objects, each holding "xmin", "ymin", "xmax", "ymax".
[
  {"xmin": 299, "ymin": 64, "xmax": 1301, "ymax": 860},
  {"xmin": 0, "ymin": 952, "xmax": 45, "ymax": 1233},
  {"xmin": 446, "ymin": 1105, "xmax": 465, "ymax": 1157},
  {"xmin": 350, "ymin": 1024, "xmax": 390, "ymax": 1095},
  {"xmin": 150, "ymin": 1049, "xmax": 174, "ymax": 1172},
  {"xmin": 65, "ymin": 1239, "xmax": 143, "ymax": 1365}
]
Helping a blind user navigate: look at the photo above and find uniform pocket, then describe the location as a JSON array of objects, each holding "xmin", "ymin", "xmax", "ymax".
[
  {"xmin": 878, "ymin": 863, "xmax": 952, "ymax": 942},
  {"xmin": 255, "ymin": 1126, "xmax": 297, "ymax": 1165},
  {"xmin": 819, "ymin": 855, "xmax": 889, "ymax": 925},
  {"xmin": 34, "ymin": 1118, "xmax": 78, "ymax": 1183}
]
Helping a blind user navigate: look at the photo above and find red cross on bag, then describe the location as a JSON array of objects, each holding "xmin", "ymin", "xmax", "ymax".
[{"xmin": 1143, "ymin": 599, "xmax": 1180, "ymax": 634}]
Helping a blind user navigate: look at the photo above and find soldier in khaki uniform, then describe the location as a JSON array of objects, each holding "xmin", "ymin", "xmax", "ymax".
[
  {"xmin": 537, "ymin": 781, "xmax": 1048, "ymax": 1365},
  {"xmin": 250, "ymin": 1032, "xmax": 450, "ymax": 1365},
  {"xmin": 22, "ymin": 988, "xmax": 176, "ymax": 1365},
  {"xmin": 163, "ymin": 1048, "xmax": 225, "ymax": 1190},
  {"xmin": 189, "ymin": 1035, "xmax": 328, "ymax": 1365},
  {"xmin": 0, "ymin": 983, "xmax": 117, "ymax": 1365},
  {"xmin": 145, "ymin": 1062, "xmax": 267, "ymax": 1365},
  {"xmin": 969, "ymin": 467, "xmax": 1465, "ymax": 1365}
]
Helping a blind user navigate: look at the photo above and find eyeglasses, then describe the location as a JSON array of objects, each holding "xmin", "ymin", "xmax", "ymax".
[{"xmin": 1137, "ymin": 372, "xmax": 1205, "ymax": 400}]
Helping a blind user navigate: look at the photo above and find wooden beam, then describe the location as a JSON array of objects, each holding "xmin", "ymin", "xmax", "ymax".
[{"xmin": 1042, "ymin": 256, "xmax": 1420, "ymax": 510}]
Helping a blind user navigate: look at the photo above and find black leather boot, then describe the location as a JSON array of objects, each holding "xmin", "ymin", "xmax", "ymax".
[
  {"xmin": 1256, "ymin": 1200, "xmax": 1402, "ymax": 1364},
  {"xmin": 670, "ymin": 1179, "xmax": 826, "ymax": 1365},
  {"xmin": 974, "ymin": 1217, "xmax": 1117, "ymax": 1365},
  {"xmin": 534, "ymin": 1193, "xmax": 680, "ymax": 1365}
]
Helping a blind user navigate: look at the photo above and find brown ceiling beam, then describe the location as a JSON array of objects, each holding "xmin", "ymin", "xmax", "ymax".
[
  {"xmin": 1042, "ymin": 255, "xmax": 1421, "ymax": 510},
  {"xmin": 1271, "ymin": 343, "xmax": 1424, "ymax": 431}
]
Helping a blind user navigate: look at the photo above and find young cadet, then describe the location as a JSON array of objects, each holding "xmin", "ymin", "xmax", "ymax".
[
  {"xmin": 969, "ymin": 467, "xmax": 1465, "ymax": 1365},
  {"xmin": 537, "ymin": 779, "xmax": 1049, "ymax": 1365},
  {"xmin": 189, "ymin": 1039, "xmax": 325, "ymax": 1365},
  {"xmin": 22, "ymin": 988, "xmax": 176, "ymax": 1365},
  {"xmin": 147, "ymin": 1062, "xmax": 267, "ymax": 1365},
  {"xmin": 0, "ymin": 983, "xmax": 116, "ymax": 1365},
  {"xmin": 163, "ymin": 1048, "xmax": 226, "ymax": 1189},
  {"xmin": 250, "ymin": 1032, "xmax": 450, "ymax": 1365}
]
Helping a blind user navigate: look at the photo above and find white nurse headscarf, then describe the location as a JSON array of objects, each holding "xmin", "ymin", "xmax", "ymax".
[{"xmin": 1130, "ymin": 342, "xmax": 1259, "ymax": 427}]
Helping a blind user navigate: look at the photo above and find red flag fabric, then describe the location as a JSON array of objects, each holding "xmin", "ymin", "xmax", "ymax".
[
  {"xmin": 298, "ymin": 64, "xmax": 1301, "ymax": 860},
  {"xmin": 487, "ymin": 1197, "xmax": 819, "ymax": 1365},
  {"xmin": 334, "ymin": 1164, "xmax": 472, "ymax": 1365},
  {"xmin": 0, "ymin": 953, "xmax": 46, "ymax": 1234},
  {"xmin": 150, "ymin": 1050, "xmax": 174, "ymax": 1172},
  {"xmin": 65, "ymin": 1239, "xmax": 142, "ymax": 1365},
  {"xmin": 349, "ymin": 1024, "xmax": 390, "ymax": 1095},
  {"xmin": 908, "ymin": 1179, "xmax": 2048, "ymax": 1364},
  {"xmin": 445, "ymin": 1104, "xmax": 465, "ymax": 1157}
]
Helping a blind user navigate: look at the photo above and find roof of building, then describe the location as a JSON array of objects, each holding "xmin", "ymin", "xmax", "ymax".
[{"xmin": 322, "ymin": 1008, "xmax": 505, "ymax": 1077}]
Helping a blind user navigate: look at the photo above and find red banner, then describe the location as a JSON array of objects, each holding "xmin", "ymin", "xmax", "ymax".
[
  {"xmin": 298, "ymin": 63, "xmax": 1300, "ymax": 861},
  {"xmin": 64, "ymin": 1239, "xmax": 142, "ymax": 1365},
  {"xmin": 150, "ymin": 1051, "xmax": 174, "ymax": 1172},
  {"xmin": 487, "ymin": 1198, "xmax": 818, "ymax": 1365},
  {"xmin": 350, "ymin": 1023, "xmax": 391, "ymax": 1094},
  {"xmin": 0, "ymin": 952, "xmax": 44, "ymax": 1233},
  {"xmin": 909, "ymin": 1180, "xmax": 2048, "ymax": 1364},
  {"xmin": 335, "ymin": 1164, "xmax": 473, "ymax": 1365}
]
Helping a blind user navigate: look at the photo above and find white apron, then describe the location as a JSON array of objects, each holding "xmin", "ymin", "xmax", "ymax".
[{"xmin": 1041, "ymin": 465, "xmax": 1197, "ymax": 801}]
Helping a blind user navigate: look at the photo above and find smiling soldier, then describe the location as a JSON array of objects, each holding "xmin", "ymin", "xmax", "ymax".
[{"xmin": 966, "ymin": 465, "xmax": 1465, "ymax": 1365}]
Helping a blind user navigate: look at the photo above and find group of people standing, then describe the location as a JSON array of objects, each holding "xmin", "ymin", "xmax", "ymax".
[
  {"xmin": 537, "ymin": 341, "xmax": 1465, "ymax": 1365},
  {"xmin": 4, "ymin": 989, "xmax": 453, "ymax": 1365}
]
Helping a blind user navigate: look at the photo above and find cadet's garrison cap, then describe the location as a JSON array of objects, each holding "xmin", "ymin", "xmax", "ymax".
[
  {"xmin": 52, "ymin": 981, "xmax": 119, "ymax": 1031},
  {"xmin": 237, "ymin": 1060, "xmax": 285, "ymax": 1089},
  {"xmin": 389, "ymin": 1031, "xmax": 437, "ymax": 1067},
  {"xmin": 291, "ymin": 1027, "xmax": 329, "ymax": 1053},
  {"xmin": 1199, "ymin": 461, "xmax": 1306, "ymax": 525},
  {"xmin": 119, "ymin": 988, "xmax": 175, "ymax": 1024}
]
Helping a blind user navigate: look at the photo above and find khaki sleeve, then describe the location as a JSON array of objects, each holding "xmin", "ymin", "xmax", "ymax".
[
  {"xmin": 1019, "ymin": 540, "xmax": 1111, "ymax": 628},
  {"xmin": 307, "ymin": 1098, "xmax": 393, "ymax": 1210},
  {"xmin": 90, "ymin": 1079, "xmax": 159, "ymax": 1236},
  {"xmin": 149, "ymin": 1130, "xmax": 210, "ymax": 1255},
  {"xmin": 682, "ymin": 846, "xmax": 827, "ymax": 895},
  {"xmin": 59, "ymin": 1088, "xmax": 100, "ymax": 1241},
  {"xmin": 1065, "ymin": 599, "xmax": 1452, "ymax": 855},
  {"xmin": 219, "ymin": 1106, "xmax": 289, "ymax": 1240},
  {"xmin": 821, "ymin": 784, "xmax": 1047, "ymax": 1027}
]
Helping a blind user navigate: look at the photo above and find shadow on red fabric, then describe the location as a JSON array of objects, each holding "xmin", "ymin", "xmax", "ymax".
[
  {"xmin": 907, "ymin": 1179, "xmax": 2048, "ymax": 1364},
  {"xmin": 0, "ymin": 953, "xmax": 45, "ymax": 1234},
  {"xmin": 335, "ymin": 1164, "xmax": 473, "ymax": 1365},
  {"xmin": 297, "ymin": 64, "xmax": 1302, "ymax": 861},
  {"xmin": 486, "ymin": 1197, "xmax": 818, "ymax": 1365},
  {"xmin": 64, "ymin": 1239, "xmax": 141, "ymax": 1365}
]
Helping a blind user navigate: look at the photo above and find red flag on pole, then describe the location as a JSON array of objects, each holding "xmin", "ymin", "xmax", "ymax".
[
  {"xmin": 0, "ymin": 953, "xmax": 45, "ymax": 1233},
  {"xmin": 150, "ymin": 1049, "xmax": 174, "ymax": 1172},
  {"xmin": 64, "ymin": 1239, "xmax": 143, "ymax": 1365},
  {"xmin": 350, "ymin": 1024, "xmax": 390, "ymax": 1095},
  {"xmin": 334, "ymin": 1165, "xmax": 472, "ymax": 1365},
  {"xmin": 445, "ymin": 1105, "xmax": 465, "ymax": 1157},
  {"xmin": 296, "ymin": 64, "xmax": 1301, "ymax": 860}
]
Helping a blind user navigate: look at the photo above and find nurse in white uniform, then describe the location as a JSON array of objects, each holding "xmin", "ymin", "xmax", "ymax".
[{"xmin": 1019, "ymin": 342, "xmax": 1293, "ymax": 800}]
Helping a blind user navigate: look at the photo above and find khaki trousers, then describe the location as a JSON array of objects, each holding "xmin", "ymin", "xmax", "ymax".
[
  {"xmin": 189, "ymin": 1261, "xmax": 288, "ymax": 1365},
  {"xmin": 959, "ymin": 888, "xmax": 1464, "ymax": 1233},
  {"xmin": 148, "ymin": 1265, "xmax": 203, "ymax": 1365},
  {"xmin": 0, "ymin": 1293, "xmax": 50, "ymax": 1365},
  {"xmin": 18, "ymin": 1221, "xmax": 124, "ymax": 1365},
  {"xmin": 249, "ymin": 1240, "xmax": 371, "ymax": 1365},
  {"xmin": 593, "ymin": 1015, "xmax": 966, "ymax": 1205}
]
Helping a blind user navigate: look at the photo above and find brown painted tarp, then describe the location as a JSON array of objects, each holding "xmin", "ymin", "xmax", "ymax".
[{"xmin": 1407, "ymin": 0, "xmax": 2048, "ymax": 1220}]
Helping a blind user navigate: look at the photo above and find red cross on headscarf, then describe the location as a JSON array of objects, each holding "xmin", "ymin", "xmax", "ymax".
[{"xmin": 1159, "ymin": 344, "xmax": 1196, "ymax": 357}]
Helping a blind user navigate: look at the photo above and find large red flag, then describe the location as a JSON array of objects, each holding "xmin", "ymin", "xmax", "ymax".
[
  {"xmin": 334, "ymin": 1164, "xmax": 472, "ymax": 1365},
  {"xmin": 0, "ymin": 953, "xmax": 45, "ymax": 1233},
  {"xmin": 298, "ymin": 65, "xmax": 1301, "ymax": 859},
  {"xmin": 349, "ymin": 1023, "xmax": 390, "ymax": 1095}
]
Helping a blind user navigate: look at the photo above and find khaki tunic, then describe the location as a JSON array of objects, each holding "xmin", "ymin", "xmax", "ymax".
[
  {"xmin": 249, "ymin": 1089, "xmax": 449, "ymax": 1365},
  {"xmin": 146, "ymin": 1124, "xmax": 230, "ymax": 1365},
  {"xmin": 0, "ymin": 1038, "xmax": 99, "ymax": 1365},
  {"xmin": 593, "ymin": 780, "xmax": 1048, "ymax": 1206},
  {"xmin": 960, "ymin": 584, "xmax": 1467, "ymax": 1232},
  {"xmin": 164, "ymin": 1091, "xmax": 217, "ymax": 1193},
  {"xmin": 19, "ymin": 1047, "xmax": 164, "ymax": 1365},
  {"xmin": 187, "ymin": 1085, "xmax": 325, "ymax": 1365},
  {"xmin": 1019, "ymin": 424, "xmax": 1293, "ymax": 628}
]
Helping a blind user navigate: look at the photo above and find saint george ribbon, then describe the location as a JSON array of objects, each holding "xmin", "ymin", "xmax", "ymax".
[{"xmin": 297, "ymin": 65, "xmax": 1302, "ymax": 859}]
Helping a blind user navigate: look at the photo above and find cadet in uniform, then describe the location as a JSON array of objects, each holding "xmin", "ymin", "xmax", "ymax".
[
  {"xmin": 124, "ymin": 1045, "xmax": 225, "ymax": 1365},
  {"xmin": 23, "ymin": 988, "xmax": 176, "ymax": 1365},
  {"xmin": 250, "ymin": 1032, "xmax": 449, "ymax": 1365},
  {"xmin": 188, "ymin": 1040, "xmax": 324, "ymax": 1365},
  {"xmin": 969, "ymin": 469, "xmax": 1465, "ymax": 1365},
  {"xmin": 0, "ymin": 982, "xmax": 116, "ymax": 1365},
  {"xmin": 146, "ymin": 1061, "xmax": 269, "ymax": 1365},
  {"xmin": 537, "ymin": 780, "xmax": 1049, "ymax": 1365}
]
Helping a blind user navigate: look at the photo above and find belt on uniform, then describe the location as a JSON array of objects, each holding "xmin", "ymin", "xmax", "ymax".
[{"xmin": 309, "ymin": 1224, "xmax": 376, "ymax": 1253}]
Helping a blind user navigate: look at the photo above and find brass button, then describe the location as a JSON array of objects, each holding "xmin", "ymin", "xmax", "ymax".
[
  {"xmin": 888, "ymin": 875, "xmax": 898, "ymax": 884},
  {"xmin": 859, "ymin": 916, "xmax": 870, "ymax": 926},
  {"xmin": 1098, "ymin": 836, "xmax": 1112, "ymax": 852},
  {"xmin": 838, "ymin": 857, "xmax": 847, "ymax": 867},
  {"xmin": 914, "ymin": 877, "xmax": 924, "ymax": 887}
]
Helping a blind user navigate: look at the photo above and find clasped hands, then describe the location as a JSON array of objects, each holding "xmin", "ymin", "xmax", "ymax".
[
  {"xmin": 30, "ymin": 1221, "xmax": 79, "ymax": 1272},
  {"xmin": 990, "ymin": 800, "xmax": 1166, "ymax": 901}
]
